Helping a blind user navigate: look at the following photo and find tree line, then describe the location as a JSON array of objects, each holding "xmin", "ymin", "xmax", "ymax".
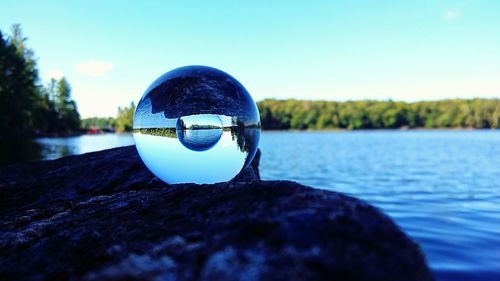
[
  {"xmin": 4, "ymin": 25, "xmax": 498, "ymax": 136},
  {"xmin": 1, "ymin": 24, "xmax": 137, "ymax": 138},
  {"xmin": 80, "ymin": 102, "xmax": 135, "ymax": 132},
  {"xmin": 258, "ymin": 99, "xmax": 500, "ymax": 130},
  {"xmin": 84, "ymin": 98, "xmax": 500, "ymax": 133},
  {"xmin": 0, "ymin": 25, "xmax": 80, "ymax": 138}
]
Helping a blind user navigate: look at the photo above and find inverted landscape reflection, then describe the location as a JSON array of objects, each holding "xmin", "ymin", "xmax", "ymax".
[
  {"xmin": 176, "ymin": 114, "xmax": 223, "ymax": 151},
  {"xmin": 133, "ymin": 65, "xmax": 260, "ymax": 184}
]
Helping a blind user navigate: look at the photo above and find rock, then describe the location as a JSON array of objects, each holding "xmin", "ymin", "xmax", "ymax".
[{"xmin": 0, "ymin": 146, "xmax": 433, "ymax": 281}]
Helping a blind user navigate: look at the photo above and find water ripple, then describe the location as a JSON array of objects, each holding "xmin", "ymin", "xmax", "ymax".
[{"xmin": 259, "ymin": 131, "xmax": 500, "ymax": 281}]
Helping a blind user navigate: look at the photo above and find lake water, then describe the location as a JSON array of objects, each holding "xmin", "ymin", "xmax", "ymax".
[
  {"xmin": 259, "ymin": 131, "xmax": 500, "ymax": 281},
  {"xmin": 0, "ymin": 134, "xmax": 135, "ymax": 166},
  {"xmin": 2, "ymin": 131, "xmax": 499, "ymax": 281}
]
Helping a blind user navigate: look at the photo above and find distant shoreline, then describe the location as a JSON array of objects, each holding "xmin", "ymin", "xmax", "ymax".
[
  {"xmin": 34, "ymin": 127, "xmax": 498, "ymax": 138},
  {"xmin": 260, "ymin": 127, "xmax": 496, "ymax": 132}
]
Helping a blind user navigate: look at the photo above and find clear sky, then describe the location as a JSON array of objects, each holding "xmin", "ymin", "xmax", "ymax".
[{"xmin": 1, "ymin": 0, "xmax": 499, "ymax": 117}]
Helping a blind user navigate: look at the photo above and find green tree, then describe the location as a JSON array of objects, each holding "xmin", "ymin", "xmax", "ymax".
[
  {"xmin": 257, "ymin": 98, "xmax": 500, "ymax": 130},
  {"xmin": 116, "ymin": 102, "xmax": 135, "ymax": 132},
  {"xmin": 1, "ymin": 24, "xmax": 80, "ymax": 137},
  {"xmin": 55, "ymin": 77, "xmax": 80, "ymax": 132},
  {"xmin": 81, "ymin": 117, "xmax": 116, "ymax": 129},
  {"xmin": 0, "ymin": 26, "xmax": 38, "ymax": 138}
]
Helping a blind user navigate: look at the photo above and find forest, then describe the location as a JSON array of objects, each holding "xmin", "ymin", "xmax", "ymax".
[
  {"xmin": 2, "ymin": 25, "xmax": 499, "ymax": 139},
  {"xmin": 258, "ymin": 99, "xmax": 500, "ymax": 130},
  {"xmin": 85, "ymin": 98, "xmax": 500, "ymax": 132},
  {"xmin": 0, "ymin": 25, "xmax": 80, "ymax": 138},
  {"xmin": 80, "ymin": 102, "xmax": 135, "ymax": 132},
  {"xmin": 0, "ymin": 25, "xmax": 135, "ymax": 138}
]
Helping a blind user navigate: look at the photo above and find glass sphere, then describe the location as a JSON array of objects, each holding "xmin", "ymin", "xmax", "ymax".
[{"xmin": 133, "ymin": 65, "xmax": 261, "ymax": 184}]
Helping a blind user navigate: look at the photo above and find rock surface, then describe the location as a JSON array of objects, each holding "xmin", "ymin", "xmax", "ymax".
[{"xmin": 0, "ymin": 146, "xmax": 433, "ymax": 281}]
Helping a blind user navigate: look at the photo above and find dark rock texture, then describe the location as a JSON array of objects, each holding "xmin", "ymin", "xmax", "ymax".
[{"xmin": 0, "ymin": 146, "xmax": 433, "ymax": 281}]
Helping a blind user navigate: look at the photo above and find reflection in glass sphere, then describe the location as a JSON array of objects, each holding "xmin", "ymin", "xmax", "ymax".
[
  {"xmin": 176, "ymin": 114, "xmax": 223, "ymax": 152},
  {"xmin": 133, "ymin": 65, "xmax": 261, "ymax": 184}
]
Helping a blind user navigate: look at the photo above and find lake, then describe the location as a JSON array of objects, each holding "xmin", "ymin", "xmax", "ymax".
[
  {"xmin": 2, "ymin": 131, "xmax": 499, "ymax": 281},
  {"xmin": 259, "ymin": 131, "xmax": 500, "ymax": 281}
]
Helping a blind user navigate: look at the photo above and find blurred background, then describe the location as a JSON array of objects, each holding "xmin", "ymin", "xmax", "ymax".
[{"xmin": 1, "ymin": 1, "xmax": 499, "ymax": 280}]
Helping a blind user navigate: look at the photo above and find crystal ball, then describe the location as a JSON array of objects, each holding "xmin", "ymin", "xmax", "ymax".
[{"xmin": 133, "ymin": 65, "xmax": 261, "ymax": 184}]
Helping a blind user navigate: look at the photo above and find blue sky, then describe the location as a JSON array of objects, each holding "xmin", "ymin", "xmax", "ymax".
[{"xmin": 1, "ymin": 0, "xmax": 499, "ymax": 117}]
